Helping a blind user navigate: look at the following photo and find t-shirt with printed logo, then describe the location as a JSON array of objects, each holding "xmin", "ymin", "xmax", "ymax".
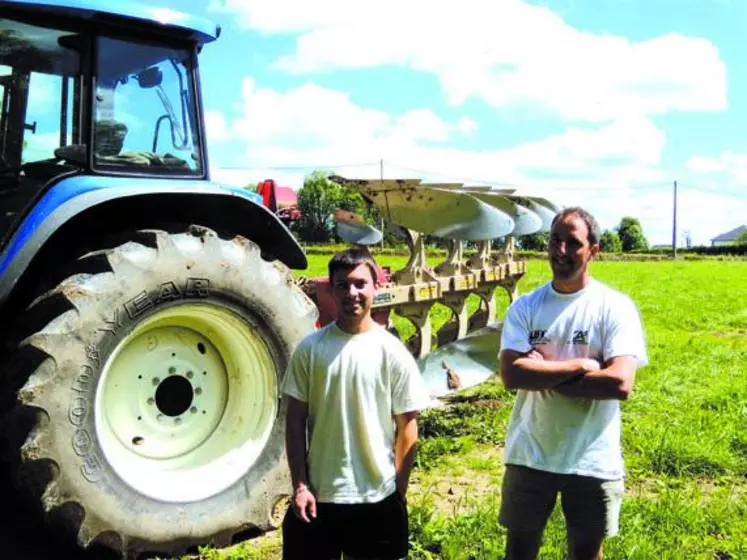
[{"xmin": 500, "ymin": 278, "xmax": 648, "ymax": 480}]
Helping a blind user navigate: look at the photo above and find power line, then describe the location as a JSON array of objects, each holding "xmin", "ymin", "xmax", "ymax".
[
  {"xmin": 386, "ymin": 162, "xmax": 514, "ymax": 188},
  {"xmin": 388, "ymin": 163, "xmax": 747, "ymax": 196},
  {"xmin": 675, "ymin": 182, "xmax": 747, "ymax": 197},
  {"xmin": 385, "ymin": 162, "xmax": 671, "ymax": 192}
]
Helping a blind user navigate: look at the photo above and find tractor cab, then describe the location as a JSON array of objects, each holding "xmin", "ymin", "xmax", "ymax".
[{"xmin": 0, "ymin": 1, "xmax": 214, "ymax": 245}]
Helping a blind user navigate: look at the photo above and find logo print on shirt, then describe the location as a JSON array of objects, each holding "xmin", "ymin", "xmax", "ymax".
[
  {"xmin": 529, "ymin": 330, "xmax": 550, "ymax": 345},
  {"xmin": 571, "ymin": 330, "xmax": 589, "ymax": 345}
]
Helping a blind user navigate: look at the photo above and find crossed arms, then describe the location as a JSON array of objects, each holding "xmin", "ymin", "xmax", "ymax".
[{"xmin": 499, "ymin": 348, "xmax": 638, "ymax": 400}]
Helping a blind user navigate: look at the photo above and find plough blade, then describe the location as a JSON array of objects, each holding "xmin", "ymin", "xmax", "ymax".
[
  {"xmin": 417, "ymin": 324, "xmax": 503, "ymax": 398},
  {"xmin": 330, "ymin": 176, "xmax": 516, "ymax": 240},
  {"xmin": 378, "ymin": 187, "xmax": 514, "ymax": 240},
  {"xmin": 529, "ymin": 196, "xmax": 562, "ymax": 214},
  {"xmin": 501, "ymin": 196, "xmax": 544, "ymax": 236},
  {"xmin": 333, "ymin": 209, "xmax": 383, "ymax": 246},
  {"xmin": 448, "ymin": 189, "xmax": 544, "ymax": 237},
  {"xmin": 523, "ymin": 198, "xmax": 556, "ymax": 232}
]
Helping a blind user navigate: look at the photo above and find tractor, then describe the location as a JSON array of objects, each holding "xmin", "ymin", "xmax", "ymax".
[{"xmin": 0, "ymin": 1, "xmax": 558, "ymax": 558}]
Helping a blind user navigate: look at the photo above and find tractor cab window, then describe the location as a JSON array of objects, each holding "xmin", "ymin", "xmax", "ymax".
[
  {"xmin": 0, "ymin": 18, "xmax": 84, "ymax": 244},
  {"xmin": 92, "ymin": 37, "xmax": 202, "ymax": 176}
]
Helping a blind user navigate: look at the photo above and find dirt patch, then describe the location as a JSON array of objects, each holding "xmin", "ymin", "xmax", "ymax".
[
  {"xmin": 409, "ymin": 445, "xmax": 505, "ymax": 515},
  {"xmin": 473, "ymin": 399, "xmax": 504, "ymax": 408},
  {"xmin": 627, "ymin": 475, "xmax": 747, "ymax": 500},
  {"xmin": 708, "ymin": 331, "xmax": 747, "ymax": 339}
]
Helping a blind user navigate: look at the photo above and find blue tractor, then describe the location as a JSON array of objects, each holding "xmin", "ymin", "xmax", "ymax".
[{"xmin": 0, "ymin": 1, "xmax": 319, "ymax": 557}]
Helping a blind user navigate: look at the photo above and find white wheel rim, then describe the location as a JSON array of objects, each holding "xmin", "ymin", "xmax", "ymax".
[{"xmin": 95, "ymin": 302, "xmax": 279, "ymax": 503}]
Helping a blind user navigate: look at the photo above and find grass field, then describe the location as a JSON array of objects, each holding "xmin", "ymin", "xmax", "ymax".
[{"xmin": 195, "ymin": 256, "xmax": 747, "ymax": 560}]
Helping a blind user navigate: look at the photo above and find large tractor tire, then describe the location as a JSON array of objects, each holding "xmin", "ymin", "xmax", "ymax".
[{"xmin": 0, "ymin": 225, "xmax": 318, "ymax": 558}]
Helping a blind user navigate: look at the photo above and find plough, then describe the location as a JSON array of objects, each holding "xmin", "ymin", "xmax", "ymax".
[{"xmin": 301, "ymin": 175, "xmax": 561, "ymax": 397}]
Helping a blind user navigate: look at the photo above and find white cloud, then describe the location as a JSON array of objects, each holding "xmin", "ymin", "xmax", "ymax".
[
  {"xmin": 205, "ymin": 110, "xmax": 231, "ymax": 142},
  {"xmin": 230, "ymin": 78, "xmax": 390, "ymax": 147},
  {"xmin": 686, "ymin": 151, "xmax": 747, "ymax": 185},
  {"xmin": 394, "ymin": 109, "xmax": 450, "ymax": 143},
  {"xmin": 686, "ymin": 154, "xmax": 728, "ymax": 174},
  {"xmin": 211, "ymin": 78, "xmax": 666, "ymax": 177},
  {"xmin": 458, "ymin": 117, "xmax": 479, "ymax": 137},
  {"xmin": 503, "ymin": 117, "xmax": 666, "ymax": 171},
  {"xmin": 209, "ymin": 0, "xmax": 727, "ymax": 122},
  {"xmin": 216, "ymin": 78, "xmax": 453, "ymax": 151}
]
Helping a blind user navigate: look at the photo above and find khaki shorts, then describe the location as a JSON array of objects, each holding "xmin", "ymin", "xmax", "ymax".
[{"xmin": 499, "ymin": 464, "xmax": 624, "ymax": 538}]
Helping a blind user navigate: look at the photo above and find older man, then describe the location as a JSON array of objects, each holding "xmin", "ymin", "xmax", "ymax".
[{"xmin": 498, "ymin": 207, "xmax": 648, "ymax": 560}]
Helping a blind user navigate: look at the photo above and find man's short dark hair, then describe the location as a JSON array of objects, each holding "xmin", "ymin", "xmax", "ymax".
[
  {"xmin": 328, "ymin": 247, "xmax": 380, "ymax": 283},
  {"xmin": 551, "ymin": 206, "xmax": 601, "ymax": 246}
]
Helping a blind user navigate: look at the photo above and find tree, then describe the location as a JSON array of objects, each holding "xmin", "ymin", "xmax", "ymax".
[
  {"xmin": 617, "ymin": 217, "xmax": 649, "ymax": 252},
  {"xmin": 734, "ymin": 229, "xmax": 747, "ymax": 245},
  {"xmin": 293, "ymin": 170, "xmax": 343, "ymax": 242},
  {"xmin": 292, "ymin": 171, "xmax": 387, "ymax": 244},
  {"xmin": 599, "ymin": 230, "xmax": 622, "ymax": 253},
  {"xmin": 518, "ymin": 231, "xmax": 549, "ymax": 251},
  {"xmin": 336, "ymin": 184, "xmax": 368, "ymax": 217}
]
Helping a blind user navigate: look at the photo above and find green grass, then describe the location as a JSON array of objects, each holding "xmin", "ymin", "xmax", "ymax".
[
  {"xmin": 407, "ymin": 259, "xmax": 746, "ymax": 559},
  {"xmin": 407, "ymin": 480, "xmax": 746, "ymax": 559},
  {"xmin": 200, "ymin": 257, "xmax": 746, "ymax": 559}
]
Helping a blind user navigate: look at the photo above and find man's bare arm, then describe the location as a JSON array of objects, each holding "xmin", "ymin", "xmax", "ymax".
[
  {"xmin": 499, "ymin": 349, "xmax": 600, "ymax": 391},
  {"xmin": 554, "ymin": 355, "xmax": 638, "ymax": 400},
  {"xmin": 286, "ymin": 396, "xmax": 309, "ymax": 489},
  {"xmin": 285, "ymin": 396, "xmax": 316, "ymax": 521},
  {"xmin": 393, "ymin": 410, "xmax": 419, "ymax": 497}
]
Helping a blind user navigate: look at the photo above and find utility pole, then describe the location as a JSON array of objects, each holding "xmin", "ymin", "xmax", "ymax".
[
  {"xmin": 672, "ymin": 180, "xmax": 678, "ymax": 259},
  {"xmin": 380, "ymin": 158, "xmax": 385, "ymax": 249}
]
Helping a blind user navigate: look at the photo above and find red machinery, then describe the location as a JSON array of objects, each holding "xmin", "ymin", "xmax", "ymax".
[{"xmin": 256, "ymin": 179, "xmax": 302, "ymax": 225}]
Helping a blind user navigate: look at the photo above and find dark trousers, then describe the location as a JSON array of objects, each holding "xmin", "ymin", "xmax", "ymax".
[{"xmin": 282, "ymin": 491, "xmax": 409, "ymax": 559}]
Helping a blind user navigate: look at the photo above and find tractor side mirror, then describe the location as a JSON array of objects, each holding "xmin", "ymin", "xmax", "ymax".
[{"xmin": 137, "ymin": 67, "xmax": 162, "ymax": 89}]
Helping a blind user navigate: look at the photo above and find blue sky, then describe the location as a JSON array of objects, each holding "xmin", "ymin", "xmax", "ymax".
[{"xmin": 142, "ymin": 0, "xmax": 745, "ymax": 246}]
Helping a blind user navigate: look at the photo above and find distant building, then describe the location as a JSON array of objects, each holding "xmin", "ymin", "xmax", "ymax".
[{"xmin": 711, "ymin": 225, "xmax": 747, "ymax": 246}]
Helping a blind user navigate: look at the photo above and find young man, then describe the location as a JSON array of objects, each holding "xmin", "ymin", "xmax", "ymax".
[
  {"xmin": 281, "ymin": 247, "xmax": 432, "ymax": 560},
  {"xmin": 498, "ymin": 207, "xmax": 648, "ymax": 560}
]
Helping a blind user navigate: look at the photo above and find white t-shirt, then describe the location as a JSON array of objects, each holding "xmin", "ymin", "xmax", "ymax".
[
  {"xmin": 281, "ymin": 321, "xmax": 433, "ymax": 504},
  {"xmin": 500, "ymin": 278, "xmax": 648, "ymax": 480}
]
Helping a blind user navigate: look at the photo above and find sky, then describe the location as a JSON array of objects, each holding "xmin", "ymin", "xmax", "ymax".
[{"xmin": 149, "ymin": 0, "xmax": 745, "ymax": 246}]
